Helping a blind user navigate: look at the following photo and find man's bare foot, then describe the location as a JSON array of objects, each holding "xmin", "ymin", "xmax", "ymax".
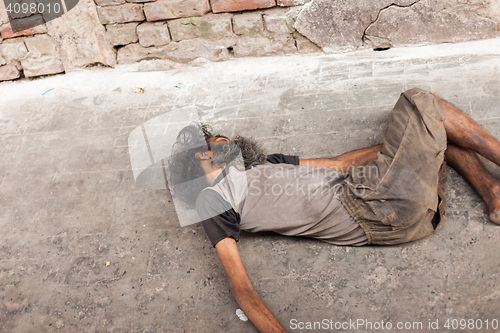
[{"xmin": 488, "ymin": 183, "xmax": 500, "ymax": 225}]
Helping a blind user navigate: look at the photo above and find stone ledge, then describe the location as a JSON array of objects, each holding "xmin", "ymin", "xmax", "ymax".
[{"xmin": 97, "ymin": 4, "xmax": 145, "ymax": 25}]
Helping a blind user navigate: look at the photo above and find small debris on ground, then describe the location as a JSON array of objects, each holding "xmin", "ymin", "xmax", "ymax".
[
  {"xmin": 41, "ymin": 88, "xmax": 54, "ymax": 95},
  {"xmin": 236, "ymin": 309, "xmax": 248, "ymax": 321},
  {"xmin": 133, "ymin": 87, "xmax": 144, "ymax": 94}
]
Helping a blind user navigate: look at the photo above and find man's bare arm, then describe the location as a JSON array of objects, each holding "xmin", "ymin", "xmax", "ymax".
[
  {"xmin": 299, "ymin": 144, "xmax": 382, "ymax": 172},
  {"xmin": 215, "ymin": 238, "xmax": 287, "ymax": 333}
]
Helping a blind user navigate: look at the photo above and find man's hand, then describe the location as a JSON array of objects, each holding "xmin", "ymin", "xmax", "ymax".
[{"xmin": 215, "ymin": 238, "xmax": 287, "ymax": 333}]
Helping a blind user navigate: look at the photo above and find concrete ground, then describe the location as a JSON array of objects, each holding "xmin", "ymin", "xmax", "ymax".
[{"xmin": 1, "ymin": 38, "xmax": 499, "ymax": 333}]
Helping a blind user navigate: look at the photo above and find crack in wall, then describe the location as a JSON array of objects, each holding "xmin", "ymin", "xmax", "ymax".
[{"xmin": 362, "ymin": 0, "xmax": 422, "ymax": 48}]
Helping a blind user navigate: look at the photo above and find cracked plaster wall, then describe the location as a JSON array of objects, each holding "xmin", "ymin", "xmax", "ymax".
[{"xmin": 296, "ymin": 0, "xmax": 499, "ymax": 52}]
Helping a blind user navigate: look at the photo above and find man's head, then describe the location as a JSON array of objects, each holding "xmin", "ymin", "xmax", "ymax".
[{"xmin": 167, "ymin": 123, "xmax": 267, "ymax": 207}]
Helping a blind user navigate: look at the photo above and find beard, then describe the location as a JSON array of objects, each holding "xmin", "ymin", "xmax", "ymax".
[{"xmin": 231, "ymin": 135, "xmax": 268, "ymax": 169}]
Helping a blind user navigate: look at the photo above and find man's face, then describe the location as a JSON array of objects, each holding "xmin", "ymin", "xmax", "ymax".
[
  {"xmin": 195, "ymin": 136, "xmax": 230, "ymax": 166},
  {"xmin": 205, "ymin": 136, "xmax": 230, "ymax": 159}
]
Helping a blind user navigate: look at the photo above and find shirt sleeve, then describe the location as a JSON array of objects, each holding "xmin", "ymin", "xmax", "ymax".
[
  {"xmin": 196, "ymin": 189, "xmax": 240, "ymax": 247},
  {"xmin": 266, "ymin": 153, "xmax": 300, "ymax": 165}
]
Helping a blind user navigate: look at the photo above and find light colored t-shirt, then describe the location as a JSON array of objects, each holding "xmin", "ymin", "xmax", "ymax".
[{"xmin": 197, "ymin": 162, "xmax": 368, "ymax": 247}]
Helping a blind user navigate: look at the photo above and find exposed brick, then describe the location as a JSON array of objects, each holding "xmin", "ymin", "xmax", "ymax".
[
  {"xmin": 0, "ymin": 0, "xmax": 9, "ymax": 25},
  {"xmin": 211, "ymin": 0, "xmax": 275, "ymax": 13},
  {"xmin": 0, "ymin": 38, "xmax": 28, "ymax": 62},
  {"xmin": 168, "ymin": 14, "xmax": 233, "ymax": 41},
  {"xmin": 144, "ymin": 0, "xmax": 210, "ymax": 21},
  {"xmin": 165, "ymin": 37, "xmax": 236, "ymax": 63},
  {"xmin": 97, "ymin": 4, "xmax": 145, "ymax": 25},
  {"xmin": 119, "ymin": 37, "xmax": 235, "ymax": 64},
  {"xmin": 263, "ymin": 8, "xmax": 296, "ymax": 34},
  {"xmin": 46, "ymin": 0, "xmax": 117, "ymax": 69},
  {"xmin": 233, "ymin": 34, "xmax": 296, "ymax": 57},
  {"xmin": 117, "ymin": 43, "xmax": 168, "ymax": 64},
  {"xmin": 21, "ymin": 35, "xmax": 64, "ymax": 77},
  {"xmin": 21, "ymin": 56, "xmax": 64, "ymax": 77},
  {"xmin": 24, "ymin": 34, "xmax": 58, "ymax": 55},
  {"xmin": 0, "ymin": 63, "xmax": 20, "ymax": 80},
  {"xmin": 94, "ymin": 0, "xmax": 126, "ymax": 6},
  {"xmin": 137, "ymin": 22, "xmax": 171, "ymax": 47},
  {"xmin": 277, "ymin": 0, "xmax": 311, "ymax": 6},
  {"xmin": 232, "ymin": 12, "xmax": 264, "ymax": 35},
  {"xmin": 117, "ymin": 39, "xmax": 233, "ymax": 66},
  {"xmin": 0, "ymin": 15, "xmax": 47, "ymax": 38},
  {"xmin": 106, "ymin": 23, "xmax": 139, "ymax": 46}
]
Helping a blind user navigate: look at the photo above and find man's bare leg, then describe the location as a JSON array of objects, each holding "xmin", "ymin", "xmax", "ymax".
[
  {"xmin": 434, "ymin": 95, "xmax": 500, "ymax": 167},
  {"xmin": 301, "ymin": 94, "xmax": 499, "ymax": 223},
  {"xmin": 445, "ymin": 144, "xmax": 500, "ymax": 225},
  {"xmin": 299, "ymin": 144, "xmax": 383, "ymax": 172}
]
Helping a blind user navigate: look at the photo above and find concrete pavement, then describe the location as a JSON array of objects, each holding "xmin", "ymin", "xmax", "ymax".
[{"xmin": 1, "ymin": 38, "xmax": 500, "ymax": 332}]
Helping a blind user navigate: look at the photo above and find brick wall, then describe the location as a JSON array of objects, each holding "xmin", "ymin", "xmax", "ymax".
[
  {"xmin": 0, "ymin": 0, "xmax": 320, "ymax": 82},
  {"xmin": 0, "ymin": 0, "xmax": 499, "ymax": 82},
  {"xmin": 101, "ymin": 0, "xmax": 319, "ymax": 65}
]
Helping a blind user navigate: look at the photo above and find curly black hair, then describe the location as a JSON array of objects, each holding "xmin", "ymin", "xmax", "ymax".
[{"xmin": 167, "ymin": 123, "xmax": 267, "ymax": 207}]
